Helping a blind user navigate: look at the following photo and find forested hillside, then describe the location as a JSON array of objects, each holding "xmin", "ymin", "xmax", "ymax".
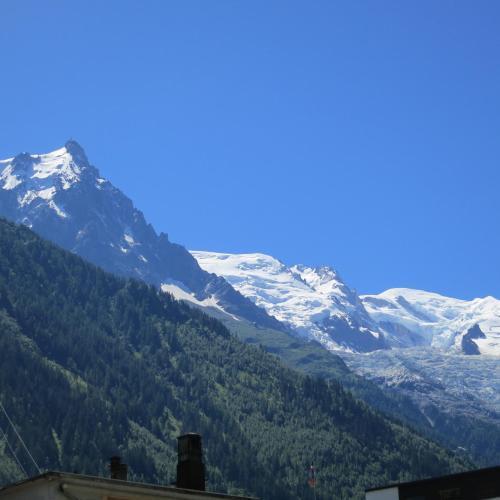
[
  {"xmin": 0, "ymin": 219, "xmax": 466, "ymax": 499},
  {"xmin": 222, "ymin": 316, "xmax": 500, "ymax": 468}
]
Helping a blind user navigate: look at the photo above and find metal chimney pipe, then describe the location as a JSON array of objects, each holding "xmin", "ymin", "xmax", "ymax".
[
  {"xmin": 176, "ymin": 433, "xmax": 205, "ymax": 491},
  {"xmin": 109, "ymin": 456, "xmax": 128, "ymax": 481}
]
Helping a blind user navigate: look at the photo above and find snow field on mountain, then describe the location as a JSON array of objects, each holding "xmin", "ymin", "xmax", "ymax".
[
  {"xmin": 362, "ymin": 288, "xmax": 500, "ymax": 356},
  {"xmin": 0, "ymin": 145, "xmax": 85, "ymax": 219},
  {"xmin": 192, "ymin": 252, "xmax": 500, "ymax": 356},
  {"xmin": 191, "ymin": 251, "xmax": 381, "ymax": 351}
]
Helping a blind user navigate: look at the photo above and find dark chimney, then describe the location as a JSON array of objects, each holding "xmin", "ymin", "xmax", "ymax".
[
  {"xmin": 176, "ymin": 433, "xmax": 205, "ymax": 491},
  {"xmin": 109, "ymin": 456, "xmax": 128, "ymax": 481}
]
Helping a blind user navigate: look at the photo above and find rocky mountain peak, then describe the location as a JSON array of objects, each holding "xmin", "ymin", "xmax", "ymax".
[
  {"xmin": 0, "ymin": 142, "xmax": 284, "ymax": 333},
  {"xmin": 0, "ymin": 141, "xmax": 92, "ymax": 193},
  {"xmin": 64, "ymin": 139, "xmax": 89, "ymax": 167}
]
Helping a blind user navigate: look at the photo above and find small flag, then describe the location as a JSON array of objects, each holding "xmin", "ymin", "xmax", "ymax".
[{"xmin": 307, "ymin": 464, "xmax": 317, "ymax": 488}]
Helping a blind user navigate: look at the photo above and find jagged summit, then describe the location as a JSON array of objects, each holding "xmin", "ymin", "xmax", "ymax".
[
  {"xmin": 0, "ymin": 142, "xmax": 99, "ymax": 220},
  {"xmin": 1, "ymin": 142, "xmax": 92, "ymax": 190},
  {"xmin": 290, "ymin": 264, "xmax": 359, "ymax": 302},
  {"xmin": 64, "ymin": 139, "xmax": 89, "ymax": 165}
]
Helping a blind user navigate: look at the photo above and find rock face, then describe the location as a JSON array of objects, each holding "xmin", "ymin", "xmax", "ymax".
[
  {"xmin": 0, "ymin": 141, "xmax": 284, "ymax": 331},
  {"xmin": 461, "ymin": 324, "xmax": 487, "ymax": 355}
]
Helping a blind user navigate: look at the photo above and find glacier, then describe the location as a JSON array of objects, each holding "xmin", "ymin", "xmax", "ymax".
[{"xmin": 362, "ymin": 288, "xmax": 500, "ymax": 356}]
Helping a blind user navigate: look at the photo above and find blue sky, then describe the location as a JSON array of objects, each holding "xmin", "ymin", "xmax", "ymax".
[{"xmin": 1, "ymin": 1, "xmax": 499, "ymax": 299}]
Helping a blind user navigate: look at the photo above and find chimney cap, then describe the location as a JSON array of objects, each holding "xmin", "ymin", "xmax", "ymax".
[{"xmin": 109, "ymin": 455, "xmax": 128, "ymax": 481}]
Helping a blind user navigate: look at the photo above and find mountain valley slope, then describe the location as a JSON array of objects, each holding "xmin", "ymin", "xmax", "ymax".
[
  {"xmin": 0, "ymin": 218, "xmax": 469, "ymax": 499},
  {"xmin": 1, "ymin": 142, "xmax": 499, "ymax": 469}
]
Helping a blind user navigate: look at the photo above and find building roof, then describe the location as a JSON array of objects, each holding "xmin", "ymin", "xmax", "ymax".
[
  {"xmin": 366, "ymin": 465, "xmax": 500, "ymax": 500},
  {"xmin": 0, "ymin": 471, "xmax": 258, "ymax": 500}
]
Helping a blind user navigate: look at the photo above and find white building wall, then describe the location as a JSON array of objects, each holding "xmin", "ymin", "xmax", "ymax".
[
  {"xmin": 0, "ymin": 481, "xmax": 64, "ymax": 500},
  {"xmin": 365, "ymin": 486, "xmax": 399, "ymax": 500},
  {"xmin": 0, "ymin": 477, "xmax": 246, "ymax": 500}
]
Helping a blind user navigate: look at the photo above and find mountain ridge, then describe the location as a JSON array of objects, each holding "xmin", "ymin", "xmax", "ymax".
[
  {"xmin": 192, "ymin": 251, "xmax": 500, "ymax": 357},
  {"xmin": 0, "ymin": 141, "xmax": 285, "ymax": 333},
  {"xmin": 192, "ymin": 250, "xmax": 386, "ymax": 353}
]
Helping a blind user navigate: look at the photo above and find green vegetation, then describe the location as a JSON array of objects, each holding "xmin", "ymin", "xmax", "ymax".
[{"xmin": 0, "ymin": 219, "xmax": 467, "ymax": 499}]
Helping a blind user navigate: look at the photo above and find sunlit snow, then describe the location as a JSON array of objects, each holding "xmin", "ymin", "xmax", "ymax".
[
  {"xmin": 124, "ymin": 233, "xmax": 136, "ymax": 246},
  {"xmin": 192, "ymin": 251, "xmax": 500, "ymax": 357},
  {"xmin": 161, "ymin": 281, "xmax": 240, "ymax": 321},
  {"xmin": 362, "ymin": 288, "xmax": 500, "ymax": 356},
  {"xmin": 191, "ymin": 251, "xmax": 380, "ymax": 351},
  {"xmin": 0, "ymin": 145, "xmax": 82, "ymax": 219}
]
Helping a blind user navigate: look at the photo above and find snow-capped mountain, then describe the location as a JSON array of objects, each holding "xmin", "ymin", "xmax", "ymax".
[
  {"xmin": 2, "ymin": 141, "xmax": 498, "ymax": 462},
  {"xmin": 362, "ymin": 288, "xmax": 500, "ymax": 356},
  {"xmin": 0, "ymin": 141, "xmax": 284, "ymax": 331},
  {"xmin": 3, "ymin": 141, "xmax": 498, "ymax": 358},
  {"xmin": 192, "ymin": 251, "xmax": 500, "ymax": 357},
  {"xmin": 192, "ymin": 251, "xmax": 385, "ymax": 352}
]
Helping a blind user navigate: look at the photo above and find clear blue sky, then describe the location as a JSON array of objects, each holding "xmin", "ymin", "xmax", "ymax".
[{"xmin": 1, "ymin": 1, "xmax": 499, "ymax": 299}]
